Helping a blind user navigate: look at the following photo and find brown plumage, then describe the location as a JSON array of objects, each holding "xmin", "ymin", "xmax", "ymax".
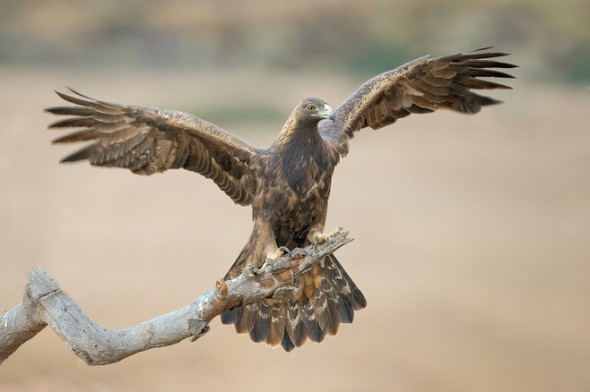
[{"xmin": 46, "ymin": 48, "xmax": 516, "ymax": 351}]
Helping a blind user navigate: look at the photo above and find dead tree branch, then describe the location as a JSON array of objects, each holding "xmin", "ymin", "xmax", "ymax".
[{"xmin": 0, "ymin": 229, "xmax": 352, "ymax": 365}]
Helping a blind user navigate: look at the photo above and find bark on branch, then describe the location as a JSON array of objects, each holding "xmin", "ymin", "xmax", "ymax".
[{"xmin": 0, "ymin": 229, "xmax": 352, "ymax": 365}]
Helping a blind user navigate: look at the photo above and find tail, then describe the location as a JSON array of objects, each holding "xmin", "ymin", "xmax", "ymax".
[{"xmin": 221, "ymin": 254, "xmax": 366, "ymax": 351}]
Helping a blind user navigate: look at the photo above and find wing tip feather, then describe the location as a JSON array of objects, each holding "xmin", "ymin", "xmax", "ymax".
[{"xmin": 59, "ymin": 144, "xmax": 96, "ymax": 163}]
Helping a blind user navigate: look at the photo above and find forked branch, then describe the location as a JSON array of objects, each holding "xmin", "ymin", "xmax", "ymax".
[{"xmin": 0, "ymin": 229, "xmax": 352, "ymax": 365}]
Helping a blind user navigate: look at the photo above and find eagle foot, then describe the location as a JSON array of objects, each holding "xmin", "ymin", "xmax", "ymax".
[
  {"xmin": 313, "ymin": 227, "xmax": 343, "ymax": 250},
  {"xmin": 259, "ymin": 246, "xmax": 290, "ymax": 272}
]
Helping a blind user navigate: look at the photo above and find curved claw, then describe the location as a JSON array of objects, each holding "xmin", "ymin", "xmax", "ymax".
[
  {"xmin": 277, "ymin": 246, "xmax": 290, "ymax": 254},
  {"xmin": 313, "ymin": 236, "xmax": 322, "ymax": 251}
]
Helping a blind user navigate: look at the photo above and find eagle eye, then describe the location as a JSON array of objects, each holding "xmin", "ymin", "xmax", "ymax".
[{"xmin": 306, "ymin": 104, "xmax": 317, "ymax": 112}]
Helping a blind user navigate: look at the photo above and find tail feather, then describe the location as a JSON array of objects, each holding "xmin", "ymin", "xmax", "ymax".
[
  {"xmin": 281, "ymin": 333, "xmax": 296, "ymax": 352},
  {"xmin": 236, "ymin": 306, "xmax": 254, "ymax": 334},
  {"xmin": 336, "ymin": 296, "xmax": 355, "ymax": 323},
  {"xmin": 314, "ymin": 280, "xmax": 340, "ymax": 336},
  {"xmin": 221, "ymin": 254, "xmax": 366, "ymax": 351},
  {"xmin": 328, "ymin": 254, "xmax": 367, "ymax": 310},
  {"xmin": 220, "ymin": 307, "xmax": 239, "ymax": 324},
  {"xmin": 249, "ymin": 302, "xmax": 271, "ymax": 343},
  {"xmin": 302, "ymin": 302, "xmax": 326, "ymax": 343},
  {"xmin": 268, "ymin": 305, "xmax": 287, "ymax": 346},
  {"xmin": 285, "ymin": 305, "xmax": 307, "ymax": 347}
]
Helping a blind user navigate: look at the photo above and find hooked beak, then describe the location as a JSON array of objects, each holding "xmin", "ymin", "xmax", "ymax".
[{"xmin": 319, "ymin": 105, "xmax": 335, "ymax": 121}]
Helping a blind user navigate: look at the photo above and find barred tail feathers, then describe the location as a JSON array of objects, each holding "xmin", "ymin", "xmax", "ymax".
[{"xmin": 220, "ymin": 254, "xmax": 366, "ymax": 351}]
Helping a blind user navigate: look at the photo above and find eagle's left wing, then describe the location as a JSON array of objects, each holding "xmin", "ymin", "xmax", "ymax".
[
  {"xmin": 47, "ymin": 89, "xmax": 261, "ymax": 206},
  {"xmin": 319, "ymin": 48, "xmax": 517, "ymax": 156}
]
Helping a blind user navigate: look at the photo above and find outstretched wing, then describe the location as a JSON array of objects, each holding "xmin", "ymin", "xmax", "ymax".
[
  {"xmin": 47, "ymin": 89, "xmax": 261, "ymax": 206},
  {"xmin": 319, "ymin": 48, "xmax": 517, "ymax": 155}
]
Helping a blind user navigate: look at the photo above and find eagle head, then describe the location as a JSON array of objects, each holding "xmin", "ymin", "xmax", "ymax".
[
  {"xmin": 296, "ymin": 98, "xmax": 335, "ymax": 123},
  {"xmin": 275, "ymin": 98, "xmax": 335, "ymax": 143}
]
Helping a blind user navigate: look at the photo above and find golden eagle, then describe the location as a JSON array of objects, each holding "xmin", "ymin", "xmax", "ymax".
[{"xmin": 46, "ymin": 48, "xmax": 515, "ymax": 351}]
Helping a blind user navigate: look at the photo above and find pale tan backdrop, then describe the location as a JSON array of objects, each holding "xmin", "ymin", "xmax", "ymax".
[{"xmin": 1, "ymin": 1, "xmax": 589, "ymax": 391}]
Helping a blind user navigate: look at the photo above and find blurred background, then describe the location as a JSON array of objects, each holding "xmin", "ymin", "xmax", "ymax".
[{"xmin": 1, "ymin": 0, "xmax": 589, "ymax": 391}]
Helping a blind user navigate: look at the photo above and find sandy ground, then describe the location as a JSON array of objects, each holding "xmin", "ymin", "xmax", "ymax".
[{"xmin": 1, "ymin": 66, "xmax": 589, "ymax": 392}]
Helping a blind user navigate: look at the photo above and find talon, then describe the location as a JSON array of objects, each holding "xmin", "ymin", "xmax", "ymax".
[
  {"xmin": 314, "ymin": 233, "xmax": 328, "ymax": 250},
  {"xmin": 316, "ymin": 233, "xmax": 329, "ymax": 245},
  {"xmin": 313, "ymin": 228, "xmax": 342, "ymax": 250}
]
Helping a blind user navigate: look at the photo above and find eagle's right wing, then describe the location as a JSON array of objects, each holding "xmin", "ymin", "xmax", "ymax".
[
  {"xmin": 319, "ymin": 48, "xmax": 516, "ymax": 156},
  {"xmin": 47, "ymin": 89, "xmax": 261, "ymax": 206}
]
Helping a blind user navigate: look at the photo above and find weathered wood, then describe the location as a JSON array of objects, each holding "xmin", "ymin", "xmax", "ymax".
[{"xmin": 0, "ymin": 229, "xmax": 352, "ymax": 365}]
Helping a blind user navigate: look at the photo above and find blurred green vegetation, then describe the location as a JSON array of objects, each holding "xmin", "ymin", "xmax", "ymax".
[{"xmin": 0, "ymin": 0, "xmax": 588, "ymax": 82}]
